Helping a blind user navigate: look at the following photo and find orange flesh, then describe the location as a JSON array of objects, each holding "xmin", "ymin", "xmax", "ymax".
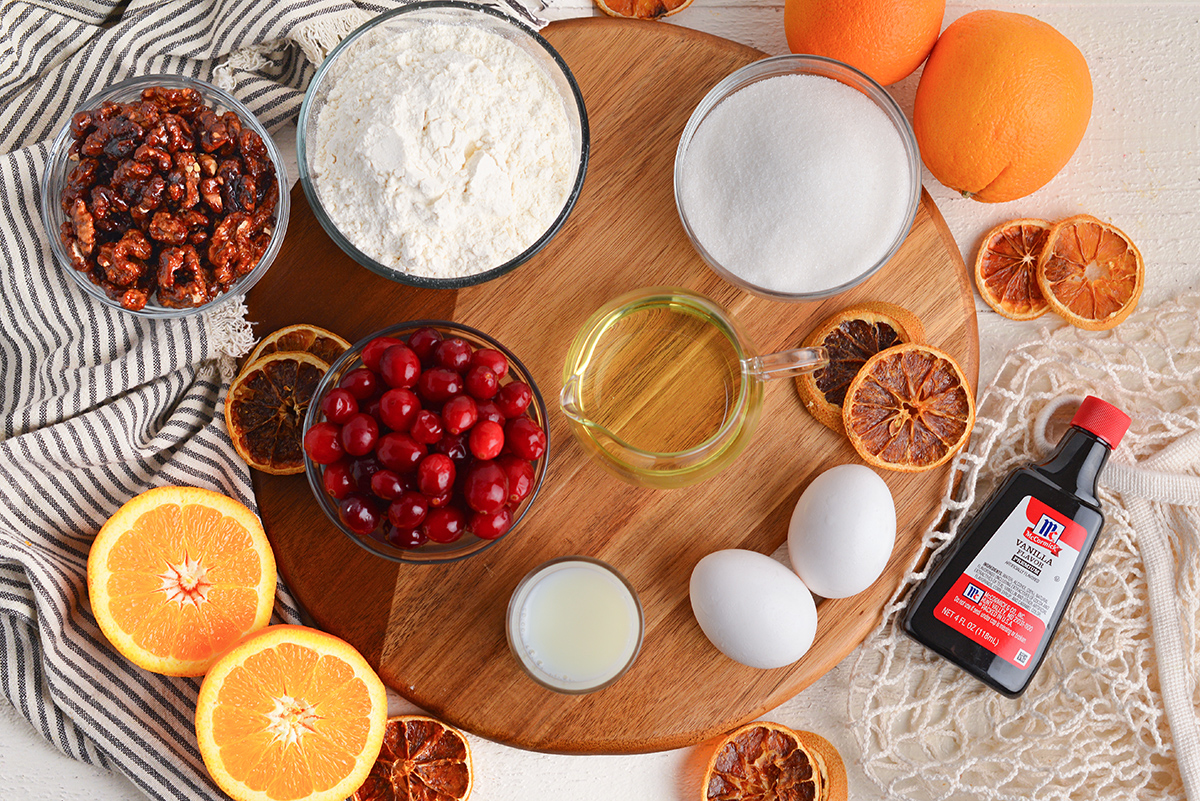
[
  {"xmin": 212, "ymin": 641, "xmax": 376, "ymax": 799},
  {"xmin": 977, "ymin": 221, "xmax": 1049, "ymax": 318},
  {"xmin": 105, "ymin": 503, "xmax": 262, "ymax": 664}
]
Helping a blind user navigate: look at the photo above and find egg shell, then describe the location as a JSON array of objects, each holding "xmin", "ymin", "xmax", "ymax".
[
  {"xmin": 689, "ymin": 549, "xmax": 817, "ymax": 670},
  {"xmin": 788, "ymin": 464, "xmax": 896, "ymax": 598}
]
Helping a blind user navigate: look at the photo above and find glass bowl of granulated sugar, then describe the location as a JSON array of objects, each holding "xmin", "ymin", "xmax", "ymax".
[
  {"xmin": 674, "ymin": 55, "xmax": 920, "ymax": 302},
  {"xmin": 297, "ymin": 1, "xmax": 589, "ymax": 289}
]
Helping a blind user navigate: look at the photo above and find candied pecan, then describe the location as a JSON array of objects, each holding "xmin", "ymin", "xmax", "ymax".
[
  {"xmin": 70, "ymin": 109, "xmax": 97, "ymax": 139},
  {"xmin": 197, "ymin": 154, "xmax": 217, "ymax": 177},
  {"xmin": 89, "ymin": 185, "xmax": 129, "ymax": 219},
  {"xmin": 173, "ymin": 152, "xmax": 201, "ymax": 208},
  {"xmin": 133, "ymin": 142, "xmax": 172, "ymax": 171},
  {"xmin": 112, "ymin": 158, "xmax": 153, "ymax": 186},
  {"xmin": 123, "ymin": 100, "xmax": 160, "ymax": 129},
  {"xmin": 196, "ymin": 109, "xmax": 232, "ymax": 153},
  {"xmin": 157, "ymin": 246, "xmax": 210, "ymax": 307},
  {"xmin": 81, "ymin": 116, "xmax": 144, "ymax": 160},
  {"xmin": 62, "ymin": 158, "xmax": 99, "ymax": 211},
  {"xmin": 198, "ymin": 176, "xmax": 222, "ymax": 213},
  {"xmin": 239, "ymin": 129, "xmax": 272, "ymax": 179},
  {"xmin": 161, "ymin": 114, "xmax": 194, "ymax": 152},
  {"xmin": 141, "ymin": 86, "xmax": 202, "ymax": 115},
  {"xmin": 97, "ymin": 230, "xmax": 151, "ymax": 287},
  {"xmin": 67, "ymin": 198, "xmax": 95, "ymax": 255},
  {"xmin": 148, "ymin": 211, "xmax": 189, "ymax": 245},
  {"xmin": 60, "ymin": 221, "xmax": 90, "ymax": 271},
  {"xmin": 119, "ymin": 287, "xmax": 150, "ymax": 311},
  {"xmin": 130, "ymin": 175, "xmax": 166, "ymax": 219}
]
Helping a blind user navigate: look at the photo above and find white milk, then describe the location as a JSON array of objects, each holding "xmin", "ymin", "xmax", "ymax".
[{"xmin": 508, "ymin": 559, "xmax": 642, "ymax": 693}]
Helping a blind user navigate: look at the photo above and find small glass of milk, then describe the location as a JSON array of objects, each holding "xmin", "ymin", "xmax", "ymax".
[{"xmin": 506, "ymin": 557, "xmax": 644, "ymax": 694}]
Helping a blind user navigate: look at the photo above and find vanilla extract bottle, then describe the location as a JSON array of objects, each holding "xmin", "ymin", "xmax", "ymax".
[{"xmin": 903, "ymin": 396, "xmax": 1131, "ymax": 697}]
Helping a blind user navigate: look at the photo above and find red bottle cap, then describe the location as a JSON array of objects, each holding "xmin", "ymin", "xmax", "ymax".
[{"xmin": 1070, "ymin": 396, "xmax": 1131, "ymax": 449}]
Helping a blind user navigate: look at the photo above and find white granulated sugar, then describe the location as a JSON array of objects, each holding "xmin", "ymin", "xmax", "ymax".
[
  {"xmin": 680, "ymin": 74, "xmax": 912, "ymax": 294},
  {"xmin": 312, "ymin": 23, "xmax": 574, "ymax": 279}
]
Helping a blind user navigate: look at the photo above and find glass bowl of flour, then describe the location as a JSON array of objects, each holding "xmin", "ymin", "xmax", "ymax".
[
  {"xmin": 674, "ymin": 55, "xmax": 920, "ymax": 302},
  {"xmin": 297, "ymin": 2, "xmax": 589, "ymax": 289}
]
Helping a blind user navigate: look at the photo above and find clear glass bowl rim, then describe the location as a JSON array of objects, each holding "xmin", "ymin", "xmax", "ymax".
[
  {"xmin": 302, "ymin": 319, "xmax": 551, "ymax": 565},
  {"xmin": 295, "ymin": 0, "xmax": 591, "ymax": 290},
  {"xmin": 673, "ymin": 54, "xmax": 921, "ymax": 303},
  {"xmin": 505, "ymin": 555, "xmax": 645, "ymax": 694},
  {"xmin": 40, "ymin": 73, "xmax": 290, "ymax": 319}
]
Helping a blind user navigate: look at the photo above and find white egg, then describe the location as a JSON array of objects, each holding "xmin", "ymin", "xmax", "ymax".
[
  {"xmin": 788, "ymin": 464, "xmax": 896, "ymax": 598},
  {"xmin": 689, "ymin": 549, "xmax": 817, "ymax": 669}
]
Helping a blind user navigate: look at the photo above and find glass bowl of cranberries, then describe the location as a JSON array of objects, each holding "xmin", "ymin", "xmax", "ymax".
[{"xmin": 302, "ymin": 321, "xmax": 550, "ymax": 564}]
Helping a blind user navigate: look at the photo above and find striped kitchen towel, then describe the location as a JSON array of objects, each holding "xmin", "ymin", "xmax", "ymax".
[{"xmin": 0, "ymin": 0, "xmax": 443, "ymax": 798}]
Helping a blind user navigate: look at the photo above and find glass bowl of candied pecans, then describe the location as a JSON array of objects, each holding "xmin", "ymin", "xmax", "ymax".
[{"xmin": 40, "ymin": 74, "xmax": 289, "ymax": 317}]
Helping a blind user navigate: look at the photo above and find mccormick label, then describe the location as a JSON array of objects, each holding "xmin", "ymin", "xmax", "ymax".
[{"xmin": 933, "ymin": 497, "xmax": 1085, "ymax": 669}]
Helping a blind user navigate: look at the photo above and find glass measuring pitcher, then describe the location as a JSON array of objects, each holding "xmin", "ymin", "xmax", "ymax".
[{"xmin": 560, "ymin": 288, "xmax": 828, "ymax": 488}]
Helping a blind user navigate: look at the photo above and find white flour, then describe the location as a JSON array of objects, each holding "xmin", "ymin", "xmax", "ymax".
[{"xmin": 312, "ymin": 23, "xmax": 575, "ymax": 279}]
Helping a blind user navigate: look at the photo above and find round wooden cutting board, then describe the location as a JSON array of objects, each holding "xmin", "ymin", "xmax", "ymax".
[{"xmin": 245, "ymin": 18, "xmax": 978, "ymax": 754}]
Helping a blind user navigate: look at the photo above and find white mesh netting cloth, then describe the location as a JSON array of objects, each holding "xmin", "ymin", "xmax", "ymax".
[{"xmin": 848, "ymin": 291, "xmax": 1200, "ymax": 801}]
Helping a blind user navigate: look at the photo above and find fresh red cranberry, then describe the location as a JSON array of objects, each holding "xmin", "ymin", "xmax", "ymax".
[
  {"xmin": 376, "ymin": 432, "xmax": 425, "ymax": 473},
  {"xmin": 427, "ymin": 491, "xmax": 452, "ymax": 508},
  {"xmin": 388, "ymin": 491, "xmax": 429, "ymax": 529},
  {"xmin": 423, "ymin": 506, "xmax": 466, "ymax": 543},
  {"xmin": 470, "ymin": 507, "xmax": 513, "ymax": 540},
  {"xmin": 362, "ymin": 336, "xmax": 403, "ymax": 372},
  {"xmin": 434, "ymin": 338, "xmax": 473, "ymax": 371},
  {"xmin": 349, "ymin": 456, "xmax": 384, "ymax": 491},
  {"xmin": 304, "ymin": 422, "xmax": 344, "ymax": 464},
  {"xmin": 416, "ymin": 453, "xmax": 455, "ymax": 496},
  {"xmin": 322, "ymin": 459, "xmax": 356, "ymax": 499},
  {"xmin": 320, "ymin": 388, "xmax": 358, "ymax": 424},
  {"xmin": 385, "ymin": 524, "xmax": 427, "ymax": 549},
  {"xmin": 497, "ymin": 455, "xmax": 536, "ymax": 505},
  {"xmin": 338, "ymin": 367, "xmax": 379, "ymax": 400},
  {"xmin": 379, "ymin": 388, "xmax": 420, "ymax": 431},
  {"xmin": 408, "ymin": 327, "xmax": 444, "ymax": 365},
  {"xmin": 339, "ymin": 493, "xmax": 381, "ymax": 536},
  {"xmin": 417, "ymin": 367, "xmax": 463, "ymax": 404},
  {"xmin": 469, "ymin": 420, "xmax": 504, "ymax": 460},
  {"xmin": 434, "ymin": 432, "xmax": 469, "ymax": 462},
  {"xmin": 476, "ymin": 400, "xmax": 505, "ymax": 425},
  {"xmin": 370, "ymin": 469, "xmax": 409, "ymax": 501},
  {"xmin": 340, "ymin": 413, "xmax": 379, "ymax": 456},
  {"xmin": 361, "ymin": 397, "xmax": 381, "ymax": 420},
  {"xmin": 504, "ymin": 416, "xmax": 546, "ymax": 460},
  {"xmin": 442, "ymin": 395, "xmax": 478, "ymax": 435},
  {"xmin": 471, "ymin": 348, "xmax": 509, "ymax": 379},
  {"xmin": 463, "ymin": 460, "xmax": 509, "ymax": 513},
  {"xmin": 464, "ymin": 365, "xmax": 499, "ymax": 400},
  {"xmin": 411, "ymin": 410, "xmax": 443, "ymax": 445},
  {"xmin": 380, "ymin": 344, "xmax": 421, "ymax": 389},
  {"xmin": 495, "ymin": 381, "xmax": 533, "ymax": 418}
]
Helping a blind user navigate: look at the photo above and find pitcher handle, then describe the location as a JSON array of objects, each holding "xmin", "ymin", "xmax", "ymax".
[{"xmin": 742, "ymin": 346, "xmax": 828, "ymax": 381}]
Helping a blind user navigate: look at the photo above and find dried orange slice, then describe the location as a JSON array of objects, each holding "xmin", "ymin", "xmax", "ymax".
[
  {"xmin": 843, "ymin": 343, "xmax": 975, "ymax": 473},
  {"xmin": 703, "ymin": 721, "xmax": 847, "ymax": 801},
  {"xmin": 225, "ymin": 351, "xmax": 330, "ymax": 475},
  {"xmin": 797, "ymin": 302, "xmax": 925, "ymax": 433},
  {"xmin": 351, "ymin": 715, "xmax": 473, "ymax": 801},
  {"xmin": 244, "ymin": 323, "xmax": 351, "ymax": 368},
  {"xmin": 594, "ymin": 0, "xmax": 693, "ymax": 19},
  {"xmin": 196, "ymin": 625, "xmax": 388, "ymax": 801},
  {"xmin": 1036, "ymin": 214, "xmax": 1144, "ymax": 330},
  {"xmin": 86, "ymin": 486, "xmax": 276, "ymax": 676},
  {"xmin": 974, "ymin": 218, "xmax": 1051, "ymax": 320}
]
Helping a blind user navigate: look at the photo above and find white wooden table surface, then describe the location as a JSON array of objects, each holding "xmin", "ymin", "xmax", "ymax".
[{"xmin": 3, "ymin": 1, "xmax": 1198, "ymax": 798}]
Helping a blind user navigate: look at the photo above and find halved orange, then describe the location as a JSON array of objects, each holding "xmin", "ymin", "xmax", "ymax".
[
  {"xmin": 245, "ymin": 323, "xmax": 351, "ymax": 369},
  {"xmin": 196, "ymin": 625, "xmax": 388, "ymax": 801},
  {"xmin": 974, "ymin": 218, "xmax": 1051, "ymax": 320},
  {"xmin": 594, "ymin": 0, "xmax": 693, "ymax": 19},
  {"xmin": 843, "ymin": 343, "xmax": 975, "ymax": 473},
  {"xmin": 703, "ymin": 721, "xmax": 846, "ymax": 801},
  {"xmin": 225, "ymin": 351, "xmax": 330, "ymax": 475},
  {"xmin": 352, "ymin": 715, "xmax": 473, "ymax": 801},
  {"xmin": 796, "ymin": 302, "xmax": 925, "ymax": 433},
  {"xmin": 1036, "ymin": 214, "xmax": 1144, "ymax": 330},
  {"xmin": 86, "ymin": 486, "xmax": 276, "ymax": 676}
]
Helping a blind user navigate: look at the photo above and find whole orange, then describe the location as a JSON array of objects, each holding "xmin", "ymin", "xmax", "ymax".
[
  {"xmin": 784, "ymin": 0, "xmax": 945, "ymax": 86},
  {"xmin": 913, "ymin": 11, "xmax": 1092, "ymax": 203}
]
